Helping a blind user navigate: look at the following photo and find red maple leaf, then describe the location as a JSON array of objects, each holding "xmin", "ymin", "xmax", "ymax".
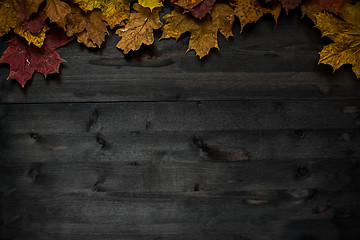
[
  {"xmin": 19, "ymin": 0, "xmax": 46, "ymax": 34},
  {"xmin": 317, "ymin": 0, "xmax": 344, "ymax": 12},
  {"xmin": 0, "ymin": 29, "xmax": 72, "ymax": 87},
  {"xmin": 187, "ymin": 0, "xmax": 216, "ymax": 19}
]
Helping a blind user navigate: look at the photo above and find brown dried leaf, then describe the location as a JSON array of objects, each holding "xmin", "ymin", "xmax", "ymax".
[
  {"xmin": 45, "ymin": 0, "xmax": 71, "ymax": 26},
  {"xmin": 63, "ymin": 4, "xmax": 108, "ymax": 47},
  {"xmin": 116, "ymin": 3, "xmax": 162, "ymax": 54}
]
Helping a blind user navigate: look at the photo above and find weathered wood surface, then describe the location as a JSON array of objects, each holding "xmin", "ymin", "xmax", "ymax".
[{"xmin": 1, "ymin": 10, "xmax": 360, "ymax": 240}]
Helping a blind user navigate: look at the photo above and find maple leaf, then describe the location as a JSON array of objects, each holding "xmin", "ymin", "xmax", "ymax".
[
  {"xmin": 100, "ymin": 0, "xmax": 130, "ymax": 28},
  {"xmin": 63, "ymin": 4, "xmax": 88, "ymax": 35},
  {"xmin": 301, "ymin": 0, "xmax": 345, "ymax": 22},
  {"xmin": 0, "ymin": 29, "xmax": 72, "ymax": 87},
  {"xmin": 315, "ymin": 2, "xmax": 360, "ymax": 78},
  {"xmin": 0, "ymin": 0, "xmax": 21, "ymax": 37},
  {"xmin": 16, "ymin": 1, "xmax": 48, "ymax": 47},
  {"xmin": 75, "ymin": 10, "xmax": 108, "ymax": 47},
  {"xmin": 45, "ymin": 0, "xmax": 72, "ymax": 26},
  {"xmin": 62, "ymin": 4, "xmax": 108, "ymax": 47},
  {"xmin": 235, "ymin": 0, "xmax": 281, "ymax": 32},
  {"xmin": 20, "ymin": 4, "xmax": 46, "ymax": 34},
  {"xmin": 18, "ymin": 0, "xmax": 71, "ymax": 29},
  {"xmin": 161, "ymin": 3, "xmax": 234, "ymax": 59},
  {"xmin": 14, "ymin": 25, "xmax": 50, "ymax": 48},
  {"xmin": 73, "ymin": 0, "xmax": 130, "ymax": 28},
  {"xmin": 168, "ymin": 0, "xmax": 204, "ymax": 10},
  {"xmin": 74, "ymin": 9, "xmax": 108, "ymax": 48},
  {"xmin": 138, "ymin": 0, "xmax": 163, "ymax": 11},
  {"xmin": 116, "ymin": 3, "xmax": 162, "ymax": 54},
  {"xmin": 186, "ymin": 0, "xmax": 216, "ymax": 19},
  {"xmin": 266, "ymin": 0, "xmax": 302, "ymax": 13},
  {"xmin": 21, "ymin": 0, "xmax": 44, "ymax": 19}
]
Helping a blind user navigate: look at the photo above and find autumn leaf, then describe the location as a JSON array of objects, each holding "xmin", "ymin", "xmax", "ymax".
[
  {"xmin": 0, "ymin": 29, "xmax": 72, "ymax": 86},
  {"xmin": 20, "ymin": 4, "xmax": 46, "ymax": 34},
  {"xmin": 16, "ymin": 2, "xmax": 48, "ymax": 47},
  {"xmin": 138, "ymin": 0, "xmax": 163, "ymax": 11},
  {"xmin": 63, "ymin": 4, "xmax": 108, "ymax": 47},
  {"xmin": 21, "ymin": 0, "xmax": 44, "ymax": 19},
  {"xmin": 14, "ymin": 25, "xmax": 50, "ymax": 47},
  {"xmin": 73, "ymin": 0, "xmax": 130, "ymax": 28},
  {"xmin": 301, "ymin": 0, "xmax": 345, "ymax": 22},
  {"xmin": 18, "ymin": 0, "xmax": 71, "ymax": 29},
  {"xmin": 266, "ymin": 0, "xmax": 302, "ymax": 13},
  {"xmin": 100, "ymin": 0, "xmax": 130, "ymax": 28},
  {"xmin": 45, "ymin": 0, "xmax": 72, "ymax": 26},
  {"xmin": 235, "ymin": 0, "xmax": 281, "ymax": 32},
  {"xmin": 75, "ymin": 10, "xmax": 108, "ymax": 47},
  {"xmin": 72, "ymin": 0, "xmax": 102, "ymax": 11},
  {"xmin": 168, "ymin": 0, "xmax": 204, "ymax": 10},
  {"xmin": 0, "ymin": 0, "xmax": 21, "ymax": 37},
  {"xmin": 315, "ymin": 2, "xmax": 360, "ymax": 78},
  {"xmin": 186, "ymin": 0, "xmax": 216, "ymax": 19},
  {"xmin": 74, "ymin": 9, "xmax": 108, "ymax": 48},
  {"xmin": 161, "ymin": 2, "xmax": 234, "ymax": 59},
  {"xmin": 116, "ymin": 3, "xmax": 162, "ymax": 54}
]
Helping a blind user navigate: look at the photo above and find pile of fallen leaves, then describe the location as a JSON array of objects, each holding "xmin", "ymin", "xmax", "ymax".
[{"xmin": 0, "ymin": 0, "xmax": 359, "ymax": 86}]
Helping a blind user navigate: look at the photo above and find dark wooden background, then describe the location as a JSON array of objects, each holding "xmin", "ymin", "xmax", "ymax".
[{"xmin": 1, "ymin": 9, "xmax": 360, "ymax": 240}]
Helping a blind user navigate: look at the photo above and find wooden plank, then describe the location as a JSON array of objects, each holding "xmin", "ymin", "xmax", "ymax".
[
  {"xmin": 1, "ymin": 130, "xmax": 358, "ymax": 163},
  {"xmin": 1, "ymin": 100, "xmax": 360, "ymax": 134},
  {"xmin": 1, "ymin": 13, "xmax": 359, "ymax": 103},
  {"xmin": 0, "ymin": 156, "xmax": 358, "ymax": 194},
  {"xmin": 1, "ymin": 190, "xmax": 359, "ymax": 240}
]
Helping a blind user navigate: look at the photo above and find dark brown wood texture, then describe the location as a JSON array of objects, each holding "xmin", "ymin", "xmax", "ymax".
[{"xmin": 1, "ymin": 10, "xmax": 360, "ymax": 240}]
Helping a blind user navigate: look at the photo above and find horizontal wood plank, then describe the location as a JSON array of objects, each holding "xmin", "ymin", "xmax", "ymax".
[
  {"xmin": 1, "ymin": 156, "xmax": 359, "ymax": 193},
  {"xmin": 1, "ymin": 190, "xmax": 360, "ymax": 240},
  {"xmin": 1, "ymin": 130, "xmax": 358, "ymax": 163},
  {"xmin": 1, "ymin": 100, "xmax": 360, "ymax": 134}
]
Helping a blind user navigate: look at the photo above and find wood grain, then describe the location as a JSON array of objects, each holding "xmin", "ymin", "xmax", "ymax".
[{"xmin": 1, "ymin": 100, "xmax": 359, "ymax": 134}]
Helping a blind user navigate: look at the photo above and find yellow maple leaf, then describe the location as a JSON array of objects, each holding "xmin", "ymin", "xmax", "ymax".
[
  {"xmin": 101, "ymin": 0, "xmax": 130, "ymax": 28},
  {"xmin": 0, "ymin": 0, "xmax": 21, "ymax": 37},
  {"xmin": 14, "ymin": 25, "xmax": 50, "ymax": 48},
  {"xmin": 116, "ymin": 3, "xmax": 162, "ymax": 54},
  {"xmin": 74, "ymin": 0, "xmax": 130, "ymax": 28},
  {"xmin": 316, "ymin": 2, "xmax": 360, "ymax": 78},
  {"xmin": 138, "ymin": 0, "xmax": 163, "ymax": 11},
  {"xmin": 234, "ymin": 0, "xmax": 281, "ymax": 32},
  {"xmin": 161, "ymin": 3, "xmax": 234, "ymax": 59}
]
